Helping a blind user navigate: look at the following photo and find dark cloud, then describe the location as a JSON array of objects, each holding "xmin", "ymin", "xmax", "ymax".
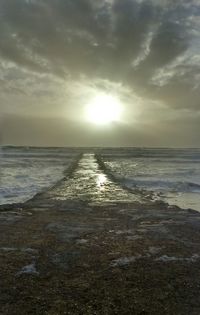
[
  {"xmin": 0, "ymin": 0, "xmax": 190, "ymax": 78},
  {"xmin": 0, "ymin": 0, "xmax": 199, "ymax": 145}
]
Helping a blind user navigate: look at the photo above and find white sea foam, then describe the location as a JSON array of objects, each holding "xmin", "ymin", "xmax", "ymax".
[
  {"xmin": 0, "ymin": 147, "xmax": 77, "ymax": 205},
  {"xmin": 103, "ymin": 148, "xmax": 200, "ymax": 211}
]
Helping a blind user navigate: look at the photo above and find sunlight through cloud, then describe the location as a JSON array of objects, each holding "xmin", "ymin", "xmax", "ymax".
[{"xmin": 85, "ymin": 94, "xmax": 123, "ymax": 125}]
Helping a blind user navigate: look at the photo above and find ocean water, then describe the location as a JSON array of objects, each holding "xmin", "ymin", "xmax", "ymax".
[
  {"xmin": 0, "ymin": 146, "xmax": 78, "ymax": 205},
  {"xmin": 0, "ymin": 147, "xmax": 200, "ymax": 212},
  {"xmin": 102, "ymin": 148, "xmax": 200, "ymax": 212}
]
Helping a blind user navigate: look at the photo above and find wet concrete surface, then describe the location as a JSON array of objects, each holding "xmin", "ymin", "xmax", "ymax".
[
  {"xmin": 0, "ymin": 154, "xmax": 200, "ymax": 314},
  {"xmin": 29, "ymin": 153, "xmax": 144, "ymax": 206}
]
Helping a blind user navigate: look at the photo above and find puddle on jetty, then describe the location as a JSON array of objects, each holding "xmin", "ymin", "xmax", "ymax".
[{"xmin": 46, "ymin": 154, "xmax": 142, "ymax": 205}]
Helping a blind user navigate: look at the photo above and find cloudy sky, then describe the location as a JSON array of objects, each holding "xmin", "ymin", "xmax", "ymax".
[{"xmin": 0, "ymin": 0, "xmax": 200, "ymax": 147}]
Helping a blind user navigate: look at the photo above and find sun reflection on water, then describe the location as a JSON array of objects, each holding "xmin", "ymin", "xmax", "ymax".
[{"xmin": 97, "ymin": 174, "xmax": 107, "ymax": 190}]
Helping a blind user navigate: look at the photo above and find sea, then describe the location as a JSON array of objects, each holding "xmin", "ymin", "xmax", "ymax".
[{"xmin": 0, "ymin": 146, "xmax": 200, "ymax": 212}]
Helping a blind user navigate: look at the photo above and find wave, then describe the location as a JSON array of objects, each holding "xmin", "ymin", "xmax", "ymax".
[
  {"xmin": 1, "ymin": 153, "xmax": 77, "ymax": 159},
  {"xmin": 97, "ymin": 154, "xmax": 200, "ymax": 195},
  {"xmin": 101, "ymin": 148, "xmax": 200, "ymax": 159},
  {"xmin": 122, "ymin": 178, "xmax": 200, "ymax": 193}
]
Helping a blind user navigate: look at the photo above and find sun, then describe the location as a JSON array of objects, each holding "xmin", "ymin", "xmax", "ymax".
[{"xmin": 85, "ymin": 94, "xmax": 122, "ymax": 125}]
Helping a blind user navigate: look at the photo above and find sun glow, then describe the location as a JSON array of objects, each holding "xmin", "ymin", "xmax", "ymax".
[{"xmin": 86, "ymin": 94, "xmax": 122, "ymax": 125}]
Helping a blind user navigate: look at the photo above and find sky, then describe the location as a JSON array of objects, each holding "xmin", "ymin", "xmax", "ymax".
[{"xmin": 0, "ymin": 0, "xmax": 200, "ymax": 147}]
